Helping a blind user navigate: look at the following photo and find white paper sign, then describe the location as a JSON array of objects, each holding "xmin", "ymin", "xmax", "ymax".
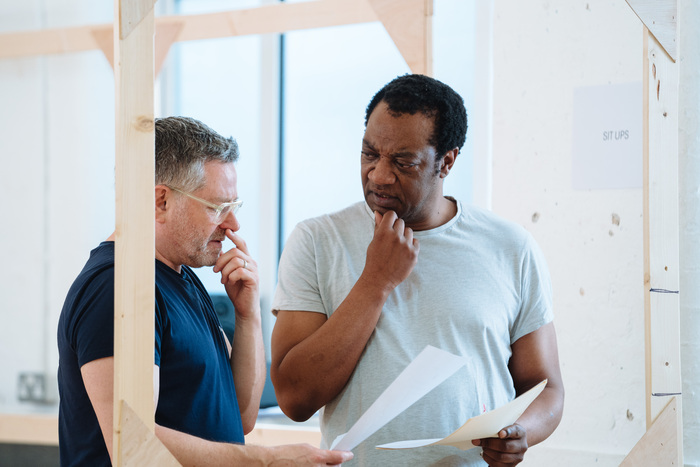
[
  {"xmin": 572, "ymin": 82, "xmax": 642, "ymax": 190},
  {"xmin": 330, "ymin": 345, "xmax": 468, "ymax": 451}
]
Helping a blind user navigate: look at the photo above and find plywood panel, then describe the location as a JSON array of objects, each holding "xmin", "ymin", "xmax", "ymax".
[
  {"xmin": 620, "ymin": 397, "xmax": 679, "ymax": 466},
  {"xmin": 626, "ymin": 0, "xmax": 677, "ymax": 61},
  {"xmin": 120, "ymin": 402, "xmax": 180, "ymax": 466}
]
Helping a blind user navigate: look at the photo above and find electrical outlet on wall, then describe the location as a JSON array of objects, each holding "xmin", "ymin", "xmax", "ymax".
[{"xmin": 17, "ymin": 372, "xmax": 50, "ymax": 403}]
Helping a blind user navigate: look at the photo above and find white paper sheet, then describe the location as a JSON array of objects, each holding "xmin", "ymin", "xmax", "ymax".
[
  {"xmin": 330, "ymin": 345, "xmax": 468, "ymax": 451},
  {"xmin": 376, "ymin": 379, "xmax": 548, "ymax": 451}
]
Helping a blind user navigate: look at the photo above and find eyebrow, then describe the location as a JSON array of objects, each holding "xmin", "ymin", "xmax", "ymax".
[{"xmin": 362, "ymin": 140, "xmax": 418, "ymax": 159}]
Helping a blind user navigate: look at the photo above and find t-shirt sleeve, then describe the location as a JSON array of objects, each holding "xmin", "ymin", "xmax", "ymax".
[
  {"xmin": 511, "ymin": 233, "xmax": 554, "ymax": 343},
  {"xmin": 72, "ymin": 269, "xmax": 116, "ymax": 368},
  {"xmin": 272, "ymin": 224, "xmax": 327, "ymax": 316}
]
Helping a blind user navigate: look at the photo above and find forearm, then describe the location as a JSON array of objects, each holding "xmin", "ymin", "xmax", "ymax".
[
  {"xmin": 273, "ymin": 275, "xmax": 390, "ymax": 421},
  {"xmin": 156, "ymin": 424, "xmax": 269, "ymax": 466},
  {"xmin": 508, "ymin": 322, "xmax": 564, "ymax": 447},
  {"xmin": 514, "ymin": 385, "xmax": 564, "ymax": 446},
  {"xmin": 231, "ymin": 312, "xmax": 266, "ymax": 433}
]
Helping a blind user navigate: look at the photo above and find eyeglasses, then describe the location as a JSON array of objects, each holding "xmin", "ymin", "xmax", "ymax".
[{"xmin": 169, "ymin": 186, "xmax": 243, "ymax": 224}]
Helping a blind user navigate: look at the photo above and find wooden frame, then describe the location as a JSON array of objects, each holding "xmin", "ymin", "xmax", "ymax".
[
  {"xmin": 621, "ymin": 0, "xmax": 683, "ymax": 465},
  {"xmin": 0, "ymin": 0, "xmax": 432, "ymax": 463},
  {"xmin": 0, "ymin": 0, "xmax": 432, "ymax": 76},
  {"xmin": 2, "ymin": 0, "xmax": 685, "ymax": 464}
]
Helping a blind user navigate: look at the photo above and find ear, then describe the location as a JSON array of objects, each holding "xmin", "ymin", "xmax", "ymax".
[
  {"xmin": 438, "ymin": 148, "xmax": 458, "ymax": 179},
  {"xmin": 155, "ymin": 185, "xmax": 169, "ymax": 224}
]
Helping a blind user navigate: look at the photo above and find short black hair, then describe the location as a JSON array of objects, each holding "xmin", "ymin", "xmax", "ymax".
[{"xmin": 365, "ymin": 74, "xmax": 468, "ymax": 160}]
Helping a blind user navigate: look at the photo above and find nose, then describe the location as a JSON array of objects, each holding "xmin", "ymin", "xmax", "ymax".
[
  {"xmin": 218, "ymin": 210, "xmax": 240, "ymax": 232},
  {"xmin": 368, "ymin": 157, "xmax": 396, "ymax": 185}
]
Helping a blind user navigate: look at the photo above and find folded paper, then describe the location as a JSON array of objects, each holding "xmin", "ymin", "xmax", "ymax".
[
  {"xmin": 376, "ymin": 379, "xmax": 548, "ymax": 451},
  {"xmin": 330, "ymin": 345, "xmax": 468, "ymax": 451}
]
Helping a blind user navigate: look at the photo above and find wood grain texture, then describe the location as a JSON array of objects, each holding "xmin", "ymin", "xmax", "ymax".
[
  {"xmin": 626, "ymin": 0, "xmax": 677, "ymax": 61},
  {"xmin": 113, "ymin": 1, "xmax": 156, "ymax": 465},
  {"xmin": 620, "ymin": 397, "xmax": 680, "ymax": 467}
]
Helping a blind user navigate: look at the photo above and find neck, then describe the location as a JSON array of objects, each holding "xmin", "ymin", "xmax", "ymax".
[
  {"xmin": 155, "ymin": 247, "xmax": 182, "ymax": 273},
  {"xmin": 107, "ymin": 232, "xmax": 182, "ymax": 273},
  {"xmin": 433, "ymin": 196, "xmax": 458, "ymax": 227}
]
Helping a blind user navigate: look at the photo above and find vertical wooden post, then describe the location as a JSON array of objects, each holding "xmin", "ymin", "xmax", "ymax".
[
  {"xmin": 623, "ymin": 0, "xmax": 683, "ymax": 463},
  {"xmin": 113, "ymin": 0, "xmax": 156, "ymax": 465},
  {"xmin": 641, "ymin": 25, "xmax": 683, "ymax": 462}
]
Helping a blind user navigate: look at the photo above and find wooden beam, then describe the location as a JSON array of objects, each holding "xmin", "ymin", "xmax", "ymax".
[
  {"xmin": 640, "ymin": 24, "xmax": 683, "ymax": 464},
  {"xmin": 620, "ymin": 397, "xmax": 679, "ymax": 466},
  {"xmin": 92, "ymin": 21, "xmax": 184, "ymax": 76},
  {"xmin": 112, "ymin": 0, "xmax": 158, "ymax": 465},
  {"xmin": 369, "ymin": 0, "xmax": 432, "ymax": 75},
  {"xmin": 0, "ymin": 0, "xmax": 432, "ymax": 77},
  {"xmin": 0, "ymin": 1, "xmax": 376, "ymax": 59},
  {"xmin": 642, "ymin": 25, "xmax": 681, "ymax": 421},
  {"xmin": 626, "ymin": 0, "xmax": 677, "ymax": 62}
]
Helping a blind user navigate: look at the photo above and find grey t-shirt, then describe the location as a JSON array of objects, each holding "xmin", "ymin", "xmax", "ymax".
[{"xmin": 273, "ymin": 200, "xmax": 554, "ymax": 466}]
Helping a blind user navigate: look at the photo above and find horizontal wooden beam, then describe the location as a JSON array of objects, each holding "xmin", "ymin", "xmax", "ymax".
[
  {"xmin": 0, "ymin": 0, "xmax": 378, "ymax": 60},
  {"xmin": 0, "ymin": 0, "xmax": 432, "ymax": 75}
]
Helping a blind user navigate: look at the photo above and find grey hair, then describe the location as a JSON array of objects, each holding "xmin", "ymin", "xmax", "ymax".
[{"xmin": 155, "ymin": 116, "xmax": 239, "ymax": 191}]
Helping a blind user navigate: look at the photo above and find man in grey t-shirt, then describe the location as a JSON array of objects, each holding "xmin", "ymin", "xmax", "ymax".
[{"xmin": 271, "ymin": 75, "xmax": 564, "ymax": 466}]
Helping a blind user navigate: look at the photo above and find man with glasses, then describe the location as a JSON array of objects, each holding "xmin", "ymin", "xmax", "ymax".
[{"xmin": 57, "ymin": 116, "xmax": 352, "ymax": 466}]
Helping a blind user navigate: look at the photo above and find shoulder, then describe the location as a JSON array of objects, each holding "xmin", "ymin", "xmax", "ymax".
[
  {"xmin": 458, "ymin": 203, "xmax": 534, "ymax": 247},
  {"xmin": 295, "ymin": 202, "xmax": 369, "ymax": 231},
  {"xmin": 65, "ymin": 242, "xmax": 116, "ymax": 300},
  {"xmin": 58, "ymin": 243, "xmax": 116, "ymax": 343},
  {"xmin": 280, "ymin": 202, "xmax": 371, "ymax": 263},
  {"xmin": 287, "ymin": 202, "xmax": 371, "ymax": 243}
]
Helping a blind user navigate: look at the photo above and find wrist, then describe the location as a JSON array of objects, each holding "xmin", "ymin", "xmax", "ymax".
[
  {"xmin": 356, "ymin": 273, "xmax": 395, "ymax": 299},
  {"xmin": 233, "ymin": 310, "xmax": 262, "ymax": 327},
  {"xmin": 244, "ymin": 444, "xmax": 271, "ymax": 467}
]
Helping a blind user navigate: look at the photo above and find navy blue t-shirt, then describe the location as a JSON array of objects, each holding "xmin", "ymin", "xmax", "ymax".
[{"xmin": 57, "ymin": 242, "xmax": 244, "ymax": 466}]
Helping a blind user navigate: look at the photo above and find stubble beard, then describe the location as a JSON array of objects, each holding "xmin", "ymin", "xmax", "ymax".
[{"xmin": 183, "ymin": 228, "xmax": 225, "ymax": 268}]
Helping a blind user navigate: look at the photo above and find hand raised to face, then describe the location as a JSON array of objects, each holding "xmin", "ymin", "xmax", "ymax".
[
  {"xmin": 362, "ymin": 210, "xmax": 420, "ymax": 293},
  {"xmin": 212, "ymin": 229, "xmax": 260, "ymax": 319}
]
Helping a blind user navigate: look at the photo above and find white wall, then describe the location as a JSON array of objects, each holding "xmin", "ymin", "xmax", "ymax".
[
  {"xmin": 492, "ymin": 1, "xmax": 646, "ymax": 464},
  {"xmin": 0, "ymin": 0, "xmax": 115, "ymax": 412},
  {"xmin": 679, "ymin": 1, "xmax": 700, "ymax": 464}
]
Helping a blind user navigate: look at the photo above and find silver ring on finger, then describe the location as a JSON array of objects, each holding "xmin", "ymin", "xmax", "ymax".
[{"xmin": 242, "ymin": 259, "xmax": 248, "ymax": 269}]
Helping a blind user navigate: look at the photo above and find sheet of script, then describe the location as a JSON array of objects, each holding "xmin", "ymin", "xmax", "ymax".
[
  {"xmin": 330, "ymin": 345, "xmax": 468, "ymax": 451},
  {"xmin": 376, "ymin": 379, "xmax": 548, "ymax": 451}
]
